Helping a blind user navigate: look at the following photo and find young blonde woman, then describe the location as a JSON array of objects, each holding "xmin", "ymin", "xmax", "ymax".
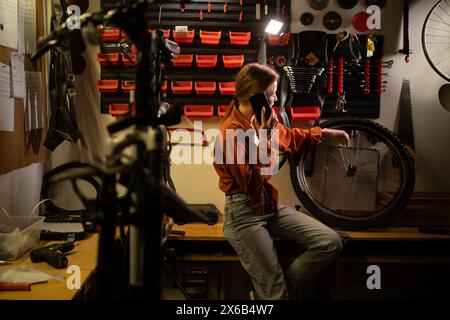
[{"xmin": 213, "ymin": 63, "xmax": 350, "ymax": 300}]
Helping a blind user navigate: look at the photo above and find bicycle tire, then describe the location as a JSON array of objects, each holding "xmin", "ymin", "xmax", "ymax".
[{"xmin": 290, "ymin": 118, "xmax": 415, "ymax": 230}]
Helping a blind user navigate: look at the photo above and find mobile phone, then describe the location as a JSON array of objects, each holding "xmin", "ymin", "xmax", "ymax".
[{"xmin": 249, "ymin": 92, "xmax": 272, "ymax": 125}]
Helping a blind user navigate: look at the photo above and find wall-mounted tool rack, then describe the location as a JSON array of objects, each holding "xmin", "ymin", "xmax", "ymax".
[
  {"xmin": 99, "ymin": 0, "xmax": 291, "ymax": 117},
  {"xmin": 287, "ymin": 33, "xmax": 385, "ymax": 120}
]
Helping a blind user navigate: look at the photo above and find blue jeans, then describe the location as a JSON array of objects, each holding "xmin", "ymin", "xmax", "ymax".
[{"xmin": 223, "ymin": 193, "xmax": 343, "ymax": 300}]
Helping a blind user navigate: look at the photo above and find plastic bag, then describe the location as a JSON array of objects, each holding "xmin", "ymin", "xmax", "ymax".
[{"xmin": 0, "ymin": 265, "xmax": 64, "ymax": 284}]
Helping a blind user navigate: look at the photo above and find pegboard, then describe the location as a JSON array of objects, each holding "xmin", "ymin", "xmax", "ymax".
[{"xmin": 98, "ymin": 0, "xmax": 291, "ymax": 117}]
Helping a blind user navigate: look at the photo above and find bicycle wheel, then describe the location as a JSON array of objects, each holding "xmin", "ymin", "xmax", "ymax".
[
  {"xmin": 422, "ymin": 0, "xmax": 450, "ymax": 82},
  {"xmin": 290, "ymin": 118, "xmax": 415, "ymax": 230}
]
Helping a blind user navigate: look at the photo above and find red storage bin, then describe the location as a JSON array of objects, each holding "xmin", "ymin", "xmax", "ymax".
[
  {"xmin": 97, "ymin": 80, "xmax": 120, "ymax": 93},
  {"xmin": 222, "ymin": 55, "xmax": 244, "ymax": 68},
  {"xmin": 172, "ymin": 54, "xmax": 194, "ymax": 68},
  {"xmin": 97, "ymin": 53, "xmax": 120, "ymax": 66},
  {"xmin": 109, "ymin": 104, "xmax": 130, "ymax": 117},
  {"xmin": 290, "ymin": 107, "xmax": 321, "ymax": 120},
  {"xmin": 121, "ymin": 80, "xmax": 135, "ymax": 92},
  {"xmin": 171, "ymin": 81, "xmax": 193, "ymax": 94},
  {"xmin": 196, "ymin": 55, "xmax": 218, "ymax": 68},
  {"xmin": 219, "ymin": 82, "xmax": 236, "ymax": 95},
  {"xmin": 184, "ymin": 105, "xmax": 214, "ymax": 118},
  {"xmin": 267, "ymin": 32, "xmax": 291, "ymax": 46},
  {"xmin": 148, "ymin": 28, "xmax": 171, "ymax": 39},
  {"xmin": 123, "ymin": 54, "xmax": 137, "ymax": 67},
  {"xmin": 218, "ymin": 105, "xmax": 230, "ymax": 118},
  {"xmin": 229, "ymin": 31, "xmax": 251, "ymax": 45},
  {"xmin": 200, "ymin": 30, "xmax": 222, "ymax": 45},
  {"xmin": 195, "ymin": 82, "xmax": 217, "ymax": 95},
  {"xmin": 162, "ymin": 80, "xmax": 168, "ymax": 93},
  {"xmin": 101, "ymin": 28, "xmax": 121, "ymax": 42},
  {"xmin": 173, "ymin": 29, "xmax": 195, "ymax": 43}
]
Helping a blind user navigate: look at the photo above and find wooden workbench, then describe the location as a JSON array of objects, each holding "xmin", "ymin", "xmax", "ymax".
[
  {"xmin": 0, "ymin": 234, "xmax": 98, "ymax": 300},
  {"xmin": 167, "ymin": 222, "xmax": 450, "ymax": 300}
]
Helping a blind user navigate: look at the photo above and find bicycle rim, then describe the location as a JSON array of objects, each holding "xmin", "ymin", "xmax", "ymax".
[
  {"xmin": 422, "ymin": 0, "xmax": 450, "ymax": 82},
  {"xmin": 290, "ymin": 119, "xmax": 415, "ymax": 229}
]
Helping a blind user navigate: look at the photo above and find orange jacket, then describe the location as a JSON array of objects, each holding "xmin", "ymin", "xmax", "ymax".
[{"xmin": 213, "ymin": 106, "xmax": 322, "ymax": 215}]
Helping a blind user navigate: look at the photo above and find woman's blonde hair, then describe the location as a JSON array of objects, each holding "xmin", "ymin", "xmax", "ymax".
[{"xmin": 223, "ymin": 63, "xmax": 279, "ymax": 121}]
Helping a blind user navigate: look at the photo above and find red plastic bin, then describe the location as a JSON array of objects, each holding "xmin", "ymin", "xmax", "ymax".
[
  {"xmin": 121, "ymin": 80, "xmax": 135, "ymax": 92},
  {"xmin": 219, "ymin": 82, "xmax": 236, "ymax": 95},
  {"xmin": 162, "ymin": 80, "xmax": 168, "ymax": 93},
  {"xmin": 290, "ymin": 107, "xmax": 321, "ymax": 120},
  {"xmin": 97, "ymin": 80, "xmax": 120, "ymax": 93},
  {"xmin": 101, "ymin": 28, "xmax": 121, "ymax": 42},
  {"xmin": 267, "ymin": 32, "xmax": 291, "ymax": 46},
  {"xmin": 123, "ymin": 54, "xmax": 137, "ymax": 67},
  {"xmin": 218, "ymin": 105, "xmax": 230, "ymax": 118},
  {"xmin": 97, "ymin": 53, "xmax": 120, "ymax": 66},
  {"xmin": 171, "ymin": 81, "xmax": 193, "ymax": 94},
  {"xmin": 229, "ymin": 31, "xmax": 251, "ymax": 45},
  {"xmin": 196, "ymin": 55, "xmax": 218, "ymax": 68},
  {"xmin": 222, "ymin": 55, "xmax": 244, "ymax": 68},
  {"xmin": 109, "ymin": 104, "xmax": 130, "ymax": 117},
  {"xmin": 172, "ymin": 54, "xmax": 194, "ymax": 67},
  {"xmin": 195, "ymin": 82, "xmax": 217, "ymax": 95},
  {"xmin": 200, "ymin": 30, "xmax": 222, "ymax": 45},
  {"xmin": 148, "ymin": 28, "xmax": 171, "ymax": 39},
  {"xmin": 184, "ymin": 105, "xmax": 214, "ymax": 118},
  {"xmin": 173, "ymin": 29, "xmax": 195, "ymax": 43}
]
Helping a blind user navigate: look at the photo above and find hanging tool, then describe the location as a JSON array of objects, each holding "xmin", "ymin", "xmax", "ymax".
[
  {"xmin": 328, "ymin": 57, "xmax": 334, "ymax": 94},
  {"xmin": 337, "ymin": 0, "xmax": 358, "ymax": 9},
  {"xmin": 281, "ymin": 1, "xmax": 287, "ymax": 16},
  {"xmin": 336, "ymin": 57, "xmax": 347, "ymax": 112},
  {"xmin": 239, "ymin": 10, "xmax": 244, "ymax": 22},
  {"xmin": 397, "ymin": 79, "xmax": 416, "ymax": 159},
  {"xmin": 264, "ymin": 0, "xmax": 269, "ymax": 15},
  {"xmin": 256, "ymin": 3, "xmax": 261, "ymax": 20},
  {"xmin": 367, "ymin": 35, "xmax": 376, "ymax": 58},
  {"xmin": 323, "ymin": 11, "xmax": 342, "ymax": 31},
  {"xmin": 300, "ymin": 12, "xmax": 314, "ymax": 26},
  {"xmin": 240, "ymin": 0, "xmax": 243, "ymax": 6},
  {"xmin": 309, "ymin": 0, "xmax": 330, "ymax": 10},
  {"xmin": 364, "ymin": 58, "xmax": 370, "ymax": 95},
  {"xmin": 332, "ymin": 30, "xmax": 349, "ymax": 53},
  {"xmin": 208, "ymin": 2, "xmax": 212, "ymax": 13},
  {"xmin": 200, "ymin": 9, "xmax": 204, "ymax": 21},
  {"xmin": 399, "ymin": 0, "xmax": 412, "ymax": 63},
  {"xmin": 378, "ymin": 59, "xmax": 383, "ymax": 95},
  {"xmin": 438, "ymin": 83, "xmax": 450, "ymax": 111},
  {"xmin": 224, "ymin": 2, "xmax": 228, "ymax": 13},
  {"xmin": 158, "ymin": 5, "xmax": 162, "ymax": 23}
]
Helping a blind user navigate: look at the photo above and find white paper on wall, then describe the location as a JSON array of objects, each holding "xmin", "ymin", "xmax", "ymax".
[
  {"xmin": 10, "ymin": 52, "xmax": 26, "ymax": 99},
  {"xmin": 0, "ymin": 62, "xmax": 11, "ymax": 98},
  {"xmin": 17, "ymin": 0, "xmax": 36, "ymax": 54},
  {"xmin": 0, "ymin": 0, "xmax": 18, "ymax": 49},
  {"xmin": 24, "ymin": 71, "xmax": 41, "ymax": 131},
  {"xmin": 0, "ymin": 96, "xmax": 14, "ymax": 132}
]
